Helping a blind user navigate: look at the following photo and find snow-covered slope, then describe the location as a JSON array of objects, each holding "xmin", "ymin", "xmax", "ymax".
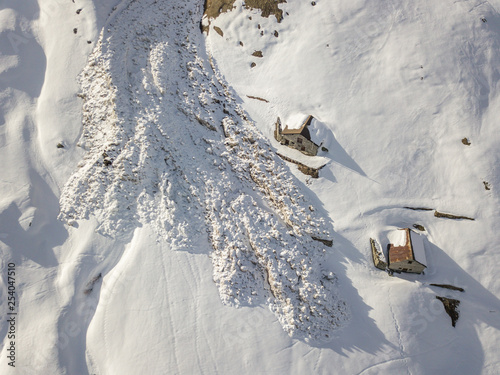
[
  {"xmin": 58, "ymin": 0, "xmax": 349, "ymax": 344},
  {"xmin": 0, "ymin": 0, "xmax": 499, "ymax": 373},
  {"xmin": 205, "ymin": 0, "xmax": 500, "ymax": 372}
]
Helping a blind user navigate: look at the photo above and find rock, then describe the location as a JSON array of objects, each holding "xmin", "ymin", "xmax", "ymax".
[
  {"xmin": 413, "ymin": 224, "xmax": 425, "ymax": 231},
  {"xmin": 434, "ymin": 210, "xmax": 474, "ymax": 221},
  {"xmin": 246, "ymin": 95, "xmax": 268, "ymax": 103},
  {"xmin": 404, "ymin": 206, "xmax": 433, "ymax": 211},
  {"xmin": 213, "ymin": 26, "xmax": 224, "ymax": 37},
  {"xmin": 312, "ymin": 236, "xmax": 333, "ymax": 247},
  {"xmin": 436, "ymin": 296, "xmax": 460, "ymax": 327},
  {"xmin": 430, "ymin": 284, "xmax": 464, "ymax": 292}
]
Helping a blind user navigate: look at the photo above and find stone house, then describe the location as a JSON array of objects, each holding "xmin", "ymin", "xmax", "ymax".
[
  {"xmin": 274, "ymin": 115, "xmax": 319, "ymax": 156},
  {"xmin": 387, "ymin": 228, "xmax": 427, "ymax": 274}
]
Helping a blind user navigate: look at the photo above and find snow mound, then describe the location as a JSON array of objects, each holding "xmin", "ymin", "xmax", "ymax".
[
  {"xmin": 282, "ymin": 113, "xmax": 332, "ymax": 149},
  {"xmin": 58, "ymin": 0, "xmax": 349, "ymax": 341},
  {"xmin": 387, "ymin": 229, "xmax": 407, "ymax": 247},
  {"xmin": 307, "ymin": 117, "xmax": 330, "ymax": 148}
]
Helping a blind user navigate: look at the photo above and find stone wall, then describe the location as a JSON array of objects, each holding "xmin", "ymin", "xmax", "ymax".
[
  {"xmin": 370, "ymin": 238, "xmax": 387, "ymax": 270},
  {"xmin": 277, "ymin": 153, "xmax": 324, "ymax": 178},
  {"xmin": 281, "ymin": 134, "xmax": 318, "ymax": 156}
]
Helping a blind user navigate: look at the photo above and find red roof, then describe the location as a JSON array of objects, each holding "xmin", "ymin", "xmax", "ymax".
[{"xmin": 388, "ymin": 228, "xmax": 415, "ymax": 263}]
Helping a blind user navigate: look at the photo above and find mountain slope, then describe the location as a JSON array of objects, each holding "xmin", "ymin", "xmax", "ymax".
[
  {"xmin": 0, "ymin": 0, "xmax": 499, "ymax": 374},
  {"xmin": 205, "ymin": 0, "xmax": 500, "ymax": 373}
]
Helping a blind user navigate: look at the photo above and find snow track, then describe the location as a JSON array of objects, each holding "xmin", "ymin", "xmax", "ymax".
[{"xmin": 58, "ymin": 0, "xmax": 349, "ymax": 341}]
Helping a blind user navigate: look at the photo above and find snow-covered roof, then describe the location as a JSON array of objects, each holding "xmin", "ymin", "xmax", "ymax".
[
  {"xmin": 409, "ymin": 230, "xmax": 427, "ymax": 266},
  {"xmin": 282, "ymin": 114, "xmax": 326, "ymax": 146},
  {"xmin": 387, "ymin": 228, "xmax": 407, "ymax": 248},
  {"xmin": 388, "ymin": 228, "xmax": 426, "ymax": 266},
  {"xmin": 284, "ymin": 113, "xmax": 310, "ymax": 130}
]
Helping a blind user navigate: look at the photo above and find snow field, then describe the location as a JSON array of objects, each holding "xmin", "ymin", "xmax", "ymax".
[{"xmin": 0, "ymin": 0, "xmax": 499, "ymax": 373}]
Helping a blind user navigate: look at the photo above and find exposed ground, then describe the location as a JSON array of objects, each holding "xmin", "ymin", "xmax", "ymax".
[
  {"xmin": 204, "ymin": 0, "xmax": 286, "ymax": 22},
  {"xmin": 244, "ymin": 0, "xmax": 286, "ymax": 22},
  {"xmin": 204, "ymin": 0, "xmax": 236, "ymax": 20}
]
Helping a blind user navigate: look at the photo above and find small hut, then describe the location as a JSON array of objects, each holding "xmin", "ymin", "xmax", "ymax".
[
  {"xmin": 275, "ymin": 115, "xmax": 320, "ymax": 156},
  {"xmin": 387, "ymin": 228, "xmax": 427, "ymax": 274}
]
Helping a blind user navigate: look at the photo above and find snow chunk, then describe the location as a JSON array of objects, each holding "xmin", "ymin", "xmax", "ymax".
[{"xmin": 388, "ymin": 229, "xmax": 407, "ymax": 247}]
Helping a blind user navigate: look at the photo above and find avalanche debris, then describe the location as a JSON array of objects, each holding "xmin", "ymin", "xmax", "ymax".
[{"xmin": 59, "ymin": 0, "xmax": 349, "ymax": 341}]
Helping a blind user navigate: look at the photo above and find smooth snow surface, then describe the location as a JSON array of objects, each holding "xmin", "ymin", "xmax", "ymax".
[{"xmin": 1, "ymin": 0, "xmax": 500, "ymax": 374}]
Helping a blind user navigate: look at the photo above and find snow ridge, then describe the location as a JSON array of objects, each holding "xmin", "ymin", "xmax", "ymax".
[{"xmin": 59, "ymin": 0, "xmax": 349, "ymax": 340}]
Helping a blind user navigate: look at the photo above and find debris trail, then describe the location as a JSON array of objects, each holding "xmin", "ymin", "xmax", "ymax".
[{"xmin": 59, "ymin": 0, "xmax": 349, "ymax": 341}]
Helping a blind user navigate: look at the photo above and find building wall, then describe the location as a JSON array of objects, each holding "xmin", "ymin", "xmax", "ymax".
[
  {"xmin": 389, "ymin": 260, "xmax": 425, "ymax": 274},
  {"xmin": 275, "ymin": 119, "xmax": 283, "ymax": 142},
  {"xmin": 281, "ymin": 134, "xmax": 318, "ymax": 156}
]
